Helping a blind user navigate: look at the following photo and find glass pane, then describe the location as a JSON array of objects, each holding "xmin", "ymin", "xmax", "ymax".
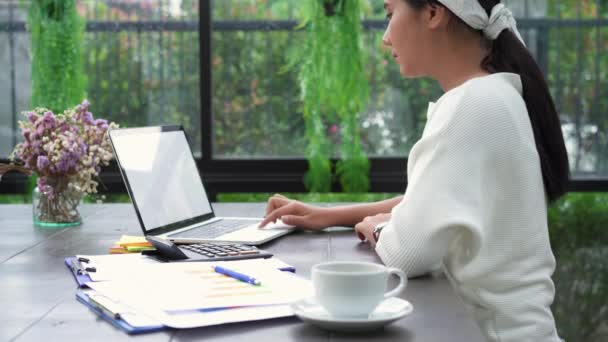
[
  {"xmin": 0, "ymin": 1, "xmax": 30, "ymax": 159},
  {"xmin": 212, "ymin": 0, "xmax": 300, "ymax": 20},
  {"xmin": 211, "ymin": 1, "xmax": 304, "ymax": 158},
  {"xmin": 211, "ymin": 29, "xmax": 306, "ymax": 158},
  {"xmin": 544, "ymin": 0, "xmax": 608, "ymax": 177},
  {"xmin": 0, "ymin": 0, "xmax": 201, "ymax": 158},
  {"xmin": 210, "ymin": 0, "xmax": 608, "ymax": 175},
  {"xmin": 211, "ymin": 0, "xmax": 437, "ymax": 158}
]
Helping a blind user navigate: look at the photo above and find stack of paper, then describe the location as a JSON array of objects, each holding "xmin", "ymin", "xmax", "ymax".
[
  {"xmin": 109, "ymin": 235, "xmax": 155, "ymax": 254},
  {"xmin": 86, "ymin": 260, "xmax": 313, "ymax": 329},
  {"xmin": 67, "ymin": 253, "xmax": 310, "ymax": 332}
]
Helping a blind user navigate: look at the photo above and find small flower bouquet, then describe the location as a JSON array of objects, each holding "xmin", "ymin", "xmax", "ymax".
[{"xmin": 11, "ymin": 100, "xmax": 118, "ymax": 227}]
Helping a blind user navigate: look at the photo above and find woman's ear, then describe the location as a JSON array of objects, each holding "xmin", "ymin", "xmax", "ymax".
[{"xmin": 426, "ymin": 4, "xmax": 450, "ymax": 30}]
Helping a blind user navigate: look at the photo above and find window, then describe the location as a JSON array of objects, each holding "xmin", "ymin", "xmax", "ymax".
[
  {"xmin": 1, "ymin": 0, "xmax": 607, "ymax": 195},
  {"xmin": 0, "ymin": 0, "xmax": 200, "ymax": 156}
]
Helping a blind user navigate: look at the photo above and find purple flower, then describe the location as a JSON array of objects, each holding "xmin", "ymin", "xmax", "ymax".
[
  {"xmin": 94, "ymin": 119, "xmax": 109, "ymax": 131},
  {"xmin": 26, "ymin": 111, "xmax": 39, "ymax": 123},
  {"xmin": 77, "ymin": 100, "xmax": 90, "ymax": 113},
  {"xmin": 36, "ymin": 155, "xmax": 50, "ymax": 171},
  {"xmin": 81, "ymin": 111, "xmax": 94, "ymax": 125},
  {"xmin": 42, "ymin": 111, "xmax": 56, "ymax": 129},
  {"xmin": 56, "ymin": 159, "xmax": 68, "ymax": 173},
  {"xmin": 13, "ymin": 100, "xmax": 117, "ymax": 196}
]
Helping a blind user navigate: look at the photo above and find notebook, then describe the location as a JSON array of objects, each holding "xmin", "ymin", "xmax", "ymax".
[{"xmin": 108, "ymin": 126, "xmax": 294, "ymax": 245}]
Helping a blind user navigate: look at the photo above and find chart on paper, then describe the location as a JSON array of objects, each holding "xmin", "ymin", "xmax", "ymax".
[
  {"xmin": 182, "ymin": 267, "xmax": 272, "ymax": 300},
  {"xmin": 87, "ymin": 261, "xmax": 313, "ymax": 313}
]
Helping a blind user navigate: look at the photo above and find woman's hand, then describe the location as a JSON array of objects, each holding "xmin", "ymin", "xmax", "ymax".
[
  {"xmin": 258, "ymin": 194, "xmax": 330, "ymax": 231},
  {"xmin": 354, "ymin": 213, "xmax": 391, "ymax": 246}
]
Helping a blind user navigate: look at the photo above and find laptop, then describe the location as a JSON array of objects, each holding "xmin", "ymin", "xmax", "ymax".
[{"xmin": 108, "ymin": 125, "xmax": 294, "ymax": 245}]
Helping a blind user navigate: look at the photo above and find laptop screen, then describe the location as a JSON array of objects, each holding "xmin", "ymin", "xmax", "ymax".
[{"xmin": 109, "ymin": 127, "xmax": 213, "ymax": 232}]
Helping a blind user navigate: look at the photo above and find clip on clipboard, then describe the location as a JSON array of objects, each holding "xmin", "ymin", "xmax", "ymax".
[
  {"xmin": 76, "ymin": 290, "xmax": 164, "ymax": 334},
  {"xmin": 65, "ymin": 256, "xmax": 96, "ymax": 287}
]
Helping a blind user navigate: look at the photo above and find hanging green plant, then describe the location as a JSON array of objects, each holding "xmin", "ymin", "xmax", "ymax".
[
  {"xmin": 290, "ymin": 0, "xmax": 370, "ymax": 192},
  {"xmin": 27, "ymin": 0, "xmax": 86, "ymax": 113}
]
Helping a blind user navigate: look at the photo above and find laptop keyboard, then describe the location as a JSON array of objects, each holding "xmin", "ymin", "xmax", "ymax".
[
  {"xmin": 180, "ymin": 242, "xmax": 261, "ymax": 258},
  {"xmin": 168, "ymin": 219, "xmax": 253, "ymax": 239}
]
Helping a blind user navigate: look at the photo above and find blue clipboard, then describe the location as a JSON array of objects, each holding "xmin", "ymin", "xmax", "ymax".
[
  {"xmin": 76, "ymin": 290, "xmax": 165, "ymax": 334},
  {"xmin": 64, "ymin": 256, "xmax": 93, "ymax": 288}
]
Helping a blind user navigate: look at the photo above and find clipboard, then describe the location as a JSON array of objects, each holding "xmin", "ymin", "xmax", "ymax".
[
  {"xmin": 70, "ymin": 257, "xmax": 308, "ymax": 333},
  {"xmin": 76, "ymin": 289, "xmax": 164, "ymax": 334},
  {"xmin": 65, "ymin": 254, "xmax": 296, "ymax": 288}
]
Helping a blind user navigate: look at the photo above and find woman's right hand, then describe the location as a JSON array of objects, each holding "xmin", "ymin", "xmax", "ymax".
[{"xmin": 258, "ymin": 194, "xmax": 330, "ymax": 231}]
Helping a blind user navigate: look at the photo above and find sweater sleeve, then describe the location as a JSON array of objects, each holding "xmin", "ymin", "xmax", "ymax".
[{"xmin": 375, "ymin": 95, "xmax": 493, "ymax": 278}]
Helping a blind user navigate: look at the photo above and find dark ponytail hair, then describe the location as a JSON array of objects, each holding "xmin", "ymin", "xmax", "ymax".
[{"xmin": 403, "ymin": 0, "xmax": 570, "ymax": 202}]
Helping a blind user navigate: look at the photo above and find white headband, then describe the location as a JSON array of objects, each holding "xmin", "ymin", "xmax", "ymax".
[{"xmin": 437, "ymin": 1, "xmax": 526, "ymax": 46}]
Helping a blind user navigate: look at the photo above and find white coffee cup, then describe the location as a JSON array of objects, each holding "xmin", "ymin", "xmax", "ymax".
[{"xmin": 311, "ymin": 261, "xmax": 407, "ymax": 318}]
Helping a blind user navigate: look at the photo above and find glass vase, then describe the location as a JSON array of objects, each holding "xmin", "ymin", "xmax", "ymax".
[{"xmin": 32, "ymin": 176, "xmax": 83, "ymax": 228}]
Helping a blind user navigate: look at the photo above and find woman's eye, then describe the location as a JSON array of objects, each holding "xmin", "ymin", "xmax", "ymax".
[{"xmin": 385, "ymin": 13, "xmax": 393, "ymax": 21}]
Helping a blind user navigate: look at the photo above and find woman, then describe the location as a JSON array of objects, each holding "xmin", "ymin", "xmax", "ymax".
[{"xmin": 259, "ymin": 1, "xmax": 568, "ymax": 341}]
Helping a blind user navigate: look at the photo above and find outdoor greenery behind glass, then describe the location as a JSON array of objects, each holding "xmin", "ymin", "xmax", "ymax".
[
  {"xmin": 211, "ymin": 0, "xmax": 440, "ymax": 159},
  {"xmin": 1, "ymin": 0, "xmax": 607, "ymax": 177},
  {"xmin": 210, "ymin": 0, "xmax": 608, "ymax": 178}
]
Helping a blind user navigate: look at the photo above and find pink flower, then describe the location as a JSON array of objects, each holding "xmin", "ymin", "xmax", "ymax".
[
  {"xmin": 35, "ymin": 125, "xmax": 45, "ymax": 136},
  {"xmin": 22, "ymin": 128, "xmax": 31, "ymax": 141},
  {"xmin": 38, "ymin": 179, "xmax": 54, "ymax": 199}
]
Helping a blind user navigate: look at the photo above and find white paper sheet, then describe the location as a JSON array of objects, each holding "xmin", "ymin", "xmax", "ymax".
[
  {"xmin": 158, "ymin": 304, "xmax": 295, "ymax": 329},
  {"xmin": 86, "ymin": 261, "xmax": 312, "ymax": 312},
  {"xmin": 77, "ymin": 254, "xmax": 295, "ymax": 282},
  {"xmin": 79, "ymin": 255, "xmax": 311, "ymax": 328}
]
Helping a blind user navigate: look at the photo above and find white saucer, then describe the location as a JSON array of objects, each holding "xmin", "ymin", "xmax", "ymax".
[{"xmin": 291, "ymin": 297, "xmax": 413, "ymax": 333}]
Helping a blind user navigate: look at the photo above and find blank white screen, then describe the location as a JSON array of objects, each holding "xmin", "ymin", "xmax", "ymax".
[{"xmin": 111, "ymin": 129, "xmax": 211, "ymax": 231}]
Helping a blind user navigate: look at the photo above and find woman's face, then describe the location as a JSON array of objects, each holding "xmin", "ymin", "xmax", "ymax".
[{"xmin": 383, "ymin": 0, "xmax": 434, "ymax": 77}]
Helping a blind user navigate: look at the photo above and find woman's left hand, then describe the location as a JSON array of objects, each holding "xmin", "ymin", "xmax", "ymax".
[{"xmin": 354, "ymin": 213, "xmax": 391, "ymax": 246}]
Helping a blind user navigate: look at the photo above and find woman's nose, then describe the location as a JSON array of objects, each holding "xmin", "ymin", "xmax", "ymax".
[{"xmin": 382, "ymin": 29, "xmax": 391, "ymax": 47}]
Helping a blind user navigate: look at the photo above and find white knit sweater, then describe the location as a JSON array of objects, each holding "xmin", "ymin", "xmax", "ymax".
[{"xmin": 376, "ymin": 73, "xmax": 562, "ymax": 341}]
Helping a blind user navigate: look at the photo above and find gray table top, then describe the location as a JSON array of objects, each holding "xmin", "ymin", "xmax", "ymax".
[{"xmin": 0, "ymin": 203, "xmax": 485, "ymax": 342}]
